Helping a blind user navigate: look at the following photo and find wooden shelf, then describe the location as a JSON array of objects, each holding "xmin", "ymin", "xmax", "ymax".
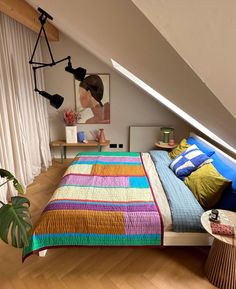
[
  {"xmin": 51, "ymin": 140, "xmax": 110, "ymax": 147},
  {"xmin": 50, "ymin": 140, "xmax": 110, "ymax": 162}
]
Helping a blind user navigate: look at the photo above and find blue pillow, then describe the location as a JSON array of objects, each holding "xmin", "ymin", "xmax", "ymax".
[
  {"xmin": 186, "ymin": 137, "xmax": 215, "ymax": 157},
  {"xmin": 170, "ymin": 144, "xmax": 213, "ymax": 180},
  {"xmin": 211, "ymin": 153, "xmax": 236, "ymax": 211}
]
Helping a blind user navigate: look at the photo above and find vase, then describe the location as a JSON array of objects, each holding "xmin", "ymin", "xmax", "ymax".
[
  {"xmin": 77, "ymin": 131, "xmax": 85, "ymax": 143},
  {"xmin": 65, "ymin": 126, "xmax": 77, "ymax": 143},
  {"xmin": 98, "ymin": 128, "xmax": 106, "ymax": 144}
]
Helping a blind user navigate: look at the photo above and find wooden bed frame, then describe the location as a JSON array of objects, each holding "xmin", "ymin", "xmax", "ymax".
[
  {"xmin": 164, "ymin": 232, "xmax": 213, "ymax": 246},
  {"xmin": 38, "ymin": 232, "xmax": 213, "ymax": 257},
  {"xmin": 38, "ymin": 132, "xmax": 235, "ymax": 257}
]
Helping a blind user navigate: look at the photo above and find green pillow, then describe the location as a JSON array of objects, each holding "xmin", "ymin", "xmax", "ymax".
[
  {"xmin": 169, "ymin": 138, "xmax": 190, "ymax": 159},
  {"xmin": 184, "ymin": 163, "xmax": 232, "ymax": 209}
]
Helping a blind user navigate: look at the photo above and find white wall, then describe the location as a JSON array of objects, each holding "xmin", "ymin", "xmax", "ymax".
[
  {"xmin": 132, "ymin": 0, "xmax": 236, "ymax": 119},
  {"xmin": 42, "ymin": 33, "xmax": 191, "ymax": 157},
  {"xmin": 31, "ymin": 0, "xmax": 236, "ymax": 150}
]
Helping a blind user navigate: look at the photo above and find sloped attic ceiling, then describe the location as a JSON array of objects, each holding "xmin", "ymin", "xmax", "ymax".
[
  {"xmin": 26, "ymin": 0, "xmax": 236, "ymax": 151},
  {"xmin": 132, "ymin": 0, "xmax": 236, "ymax": 119}
]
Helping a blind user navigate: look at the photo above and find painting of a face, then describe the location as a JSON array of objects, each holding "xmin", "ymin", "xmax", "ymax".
[
  {"xmin": 79, "ymin": 86, "xmax": 92, "ymax": 108},
  {"xmin": 75, "ymin": 73, "xmax": 110, "ymax": 124}
]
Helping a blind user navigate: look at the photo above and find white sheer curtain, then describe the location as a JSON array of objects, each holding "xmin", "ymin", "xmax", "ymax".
[{"xmin": 0, "ymin": 13, "xmax": 52, "ymax": 202}]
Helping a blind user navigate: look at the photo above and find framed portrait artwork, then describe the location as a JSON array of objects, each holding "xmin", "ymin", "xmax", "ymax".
[{"xmin": 74, "ymin": 73, "xmax": 110, "ymax": 124}]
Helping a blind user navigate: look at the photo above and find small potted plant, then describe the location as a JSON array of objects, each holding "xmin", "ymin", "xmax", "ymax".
[
  {"xmin": 63, "ymin": 109, "xmax": 81, "ymax": 126},
  {"xmin": 63, "ymin": 109, "xmax": 81, "ymax": 143},
  {"xmin": 0, "ymin": 169, "xmax": 32, "ymax": 248}
]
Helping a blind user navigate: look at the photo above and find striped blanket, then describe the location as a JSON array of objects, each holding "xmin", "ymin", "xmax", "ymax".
[{"xmin": 23, "ymin": 152, "xmax": 163, "ymax": 260}]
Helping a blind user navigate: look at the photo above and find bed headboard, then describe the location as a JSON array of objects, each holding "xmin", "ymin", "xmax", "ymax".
[
  {"xmin": 190, "ymin": 132, "xmax": 236, "ymax": 166},
  {"xmin": 129, "ymin": 126, "xmax": 161, "ymax": 152}
]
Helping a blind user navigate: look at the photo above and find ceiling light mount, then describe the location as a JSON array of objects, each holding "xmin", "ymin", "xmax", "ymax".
[{"xmin": 29, "ymin": 7, "xmax": 87, "ymax": 109}]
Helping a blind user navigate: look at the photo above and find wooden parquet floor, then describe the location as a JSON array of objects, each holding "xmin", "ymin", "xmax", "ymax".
[{"xmin": 0, "ymin": 159, "xmax": 216, "ymax": 289}]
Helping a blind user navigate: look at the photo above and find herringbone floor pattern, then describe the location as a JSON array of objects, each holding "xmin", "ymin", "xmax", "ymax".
[{"xmin": 0, "ymin": 159, "xmax": 215, "ymax": 289}]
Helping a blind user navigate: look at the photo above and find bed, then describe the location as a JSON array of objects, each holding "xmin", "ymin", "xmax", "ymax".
[{"xmin": 23, "ymin": 133, "xmax": 236, "ymax": 260}]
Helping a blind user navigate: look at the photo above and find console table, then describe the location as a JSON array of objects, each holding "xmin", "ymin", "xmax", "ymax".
[{"xmin": 50, "ymin": 140, "xmax": 110, "ymax": 163}]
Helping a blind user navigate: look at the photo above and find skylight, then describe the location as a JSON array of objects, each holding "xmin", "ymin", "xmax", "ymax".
[{"xmin": 111, "ymin": 59, "xmax": 236, "ymax": 154}]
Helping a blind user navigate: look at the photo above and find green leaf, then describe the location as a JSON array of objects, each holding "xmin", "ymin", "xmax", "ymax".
[
  {"xmin": 0, "ymin": 196, "xmax": 33, "ymax": 248},
  {"xmin": 0, "ymin": 169, "xmax": 25, "ymax": 194},
  {"xmin": 0, "ymin": 169, "xmax": 14, "ymax": 181},
  {"xmin": 12, "ymin": 179, "xmax": 24, "ymax": 195}
]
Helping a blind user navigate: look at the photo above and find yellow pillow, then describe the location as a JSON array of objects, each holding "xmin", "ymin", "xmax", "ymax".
[
  {"xmin": 169, "ymin": 138, "xmax": 190, "ymax": 159},
  {"xmin": 184, "ymin": 163, "xmax": 231, "ymax": 209}
]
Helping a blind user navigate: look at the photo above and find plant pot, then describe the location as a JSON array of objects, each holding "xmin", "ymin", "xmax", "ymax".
[{"xmin": 65, "ymin": 126, "xmax": 77, "ymax": 143}]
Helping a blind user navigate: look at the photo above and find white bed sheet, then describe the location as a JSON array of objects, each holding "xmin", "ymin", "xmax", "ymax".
[{"xmin": 142, "ymin": 152, "xmax": 172, "ymax": 231}]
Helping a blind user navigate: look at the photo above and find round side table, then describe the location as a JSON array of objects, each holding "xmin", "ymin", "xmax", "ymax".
[
  {"xmin": 201, "ymin": 210, "xmax": 236, "ymax": 289},
  {"xmin": 155, "ymin": 142, "xmax": 178, "ymax": 151}
]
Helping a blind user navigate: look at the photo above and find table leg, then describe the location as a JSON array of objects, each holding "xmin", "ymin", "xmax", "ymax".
[
  {"xmin": 205, "ymin": 239, "xmax": 236, "ymax": 289},
  {"xmin": 64, "ymin": 146, "xmax": 66, "ymax": 159},
  {"xmin": 60, "ymin": 146, "xmax": 64, "ymax": 164},
  {"xmin": 98, "ymin": 145, "xmax": 102, "ymax": 152}
]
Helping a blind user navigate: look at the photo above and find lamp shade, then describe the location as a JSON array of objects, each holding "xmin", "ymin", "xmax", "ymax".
[
  {"xmin": 74, "ymin": 67, "xmax": 86, "ymax": 81},
  {"xmin": 38, "ymin": 91, "xmax": 64, "ymax": 109},
  {"xmin": 65, "ymin": 65, "xmax": 86, "ymax": 81}
]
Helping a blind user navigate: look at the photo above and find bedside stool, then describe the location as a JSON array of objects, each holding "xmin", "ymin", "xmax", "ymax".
[
  {"xmin": 155, "ymin": 142, "xmax": 178, "ymax": 151},
  {"xmin": 201, "ymin": 210, "xmax": 236, "ymax": 289}
]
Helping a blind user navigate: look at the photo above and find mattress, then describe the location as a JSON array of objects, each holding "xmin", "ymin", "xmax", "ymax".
[{"xmin": 150, "ymin": 150, "xmax": 205, "ymax": 232}]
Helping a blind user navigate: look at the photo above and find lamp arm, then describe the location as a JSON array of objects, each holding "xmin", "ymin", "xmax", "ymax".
[
  {"xmin": 29, "ymin": 24, "xmax": 44, "ymax": 64},
  {"xmin": 29, "ymin": 7, "xmax": 56, "ymax": 65},
  {"xmin": 30, "ymin": 56, "xmax": 71, "ymax": 68},
  {"xmin": 32, "ymin": 65, "xmax": 49, "ymax": 92},
  {"xmin": 32, "ymin": 67, "xmax": 39, "ymax": 92},
  {"xmin": 33, "ymin": 65, "xmax": 48, "ymax": 91},
  {"xmin": 41, "ymin": 25, "xmax": 55, "ymax": 64},
  {"xmin": 54, "ymin": 56, "xmax": 71, "ymax": 65},
  {"xmin": 32, "ymin": 56, "xmax": 71, "ymax": 92},
  {"xmin": 28, "ymin": 7, "xmax": 68, "ymax": 109},
  {"xmin": 29, "ymin": 61, "xmax": 53, "ymax": 66}
]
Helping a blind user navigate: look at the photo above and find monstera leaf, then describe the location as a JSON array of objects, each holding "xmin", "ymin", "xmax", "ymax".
[
  {"xmin": 0, "ymin": 169, "xmax": 24, "ymax": 194},
  {"xmin": 0, "ymin": 196, "xmax": 32, "ymax": 248}
]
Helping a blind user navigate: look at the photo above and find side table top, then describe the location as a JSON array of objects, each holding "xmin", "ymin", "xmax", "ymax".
[
  {"xmin": 201, "ymin": 210, "xmax": 236, "ymax": 245},
  {"xmin": 155, "ymin": 142, "xmax": 178, "ymax": 149}
]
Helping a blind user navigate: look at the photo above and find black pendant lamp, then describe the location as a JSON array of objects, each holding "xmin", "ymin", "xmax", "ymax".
[{"xmin": 29, "ymin": 7, "xmax": 86, "ymax": 109}]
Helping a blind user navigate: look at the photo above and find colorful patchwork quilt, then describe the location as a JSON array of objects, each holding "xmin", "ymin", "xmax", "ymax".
[{"xmin": 23, "ymin": 152, "xmax": 163, "ymax": 260}]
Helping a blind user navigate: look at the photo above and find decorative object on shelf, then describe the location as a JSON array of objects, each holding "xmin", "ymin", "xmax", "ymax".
[
  {"xmin": 90, "ymin": 129, "xmax": 99, "ymax": 141},
  {"xmin": 63, "ymin": 109, "xmax": 80, "ymax": 126},
  {"xmin": 98, "ymin": 128, "xmax": 106, "ymax": 144},
  {"xmin": 63, "ymin": 108, "xmax": 80, "ymax": 143},
  {"xmin": 77, "ymin": 131, "xmax": 85, "ymax": 143},
  {"xmin": 160, "ymin": 127, "xmax": 174, "ymax": 144},
  {"xmin": 75, "ymin": 73, "xmax": 110, "ymax": 124},
  {"xmin": 29, "ymin": 7, "xmax": 87, "ymax": 109},
  {"xmin": 65, "ymin": 126, "xmax": 77, "ymax": 143}
]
